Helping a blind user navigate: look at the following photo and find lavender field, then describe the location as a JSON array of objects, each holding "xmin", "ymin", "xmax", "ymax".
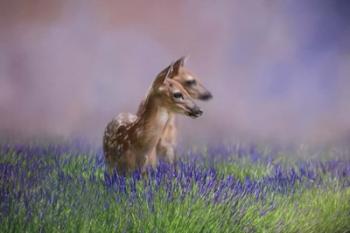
[{"xmin": 0, "ymin": 141, "xmax": 349, "ymax": 233}]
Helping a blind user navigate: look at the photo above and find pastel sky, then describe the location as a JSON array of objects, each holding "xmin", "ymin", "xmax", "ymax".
[{"xmin": 0, "ymin": 0, "xmax": 349, "ymax": 144}]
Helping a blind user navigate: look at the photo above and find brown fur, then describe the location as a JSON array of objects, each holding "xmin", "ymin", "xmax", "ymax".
[
  {"xmin": 137, "ymin": 57, "xmax": 212, "ymax": 164},
  {"xmin": 103, "ymin": 62, "xmax": 202, "ymax": 175}
]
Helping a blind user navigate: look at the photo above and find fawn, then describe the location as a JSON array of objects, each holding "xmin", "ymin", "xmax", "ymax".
[
  {"xmin": 103, "ymin": 62, "xmax": 203, "ymax": 175},
  {"xmin": 137, "ymin": 57, "xmax": 212, "ymax": 164}
]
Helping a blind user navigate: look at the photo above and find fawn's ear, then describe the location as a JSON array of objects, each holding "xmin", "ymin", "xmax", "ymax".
[
  {"xmin": 173, "ymin": 56, "xmax": 188, "ymax": 74},
  {"xmin": 152, "ymin": 63, "xmax": 174, "ymax": 89}
]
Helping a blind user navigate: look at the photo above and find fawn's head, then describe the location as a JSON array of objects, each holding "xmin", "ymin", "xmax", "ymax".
[
  {"xmin": 170, "ymin": 56, "xmax": 213, "ymax": 101},
  {"xmin": 150, "ymin": 63, "xmax": 203, "ymax": 118}
]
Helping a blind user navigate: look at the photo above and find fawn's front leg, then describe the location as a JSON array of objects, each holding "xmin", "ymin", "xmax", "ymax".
[
  {"xmin": 157, "ymin": 139, "xmax": 176, "ymax": 164},
  {"xmin": 144, "ymin": 147, "xmax": 158, "ymax": 169}
]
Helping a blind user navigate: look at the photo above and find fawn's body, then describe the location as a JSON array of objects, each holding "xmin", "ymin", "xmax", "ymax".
[
  {"xmin": 103, "ymin": 63, "xmax": 202, "ymax": 174},
  {"xmin": 137, "ymin": 57, "xmax": 212, "ymax": 164}
]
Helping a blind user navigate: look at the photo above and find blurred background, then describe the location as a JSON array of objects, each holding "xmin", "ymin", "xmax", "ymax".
[{"xmin": 0, "ymin": 0, "xmax": 349, "ymax": 145}]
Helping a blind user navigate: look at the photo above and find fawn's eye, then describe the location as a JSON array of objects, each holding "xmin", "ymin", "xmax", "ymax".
[
  {"xmin": 186, "ymin": 79, "xmax": 196, "ymax": 86},
  {"xmin": 173, "ymin": 92, "xmax": 184, "ymax": 99}
]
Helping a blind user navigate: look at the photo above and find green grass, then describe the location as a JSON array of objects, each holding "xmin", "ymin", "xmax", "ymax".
[
  {"xmin": 0, "ymin": 143, "xmax": 349, "ymax": 233},
  {"xmin": 215, "ymin": 158, "xmax": 274, "ymax": 181}
]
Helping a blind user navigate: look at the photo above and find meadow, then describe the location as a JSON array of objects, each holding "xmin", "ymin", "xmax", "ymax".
[{"xmin": 0, "ymin": 140, "xmax": 349, "ymax": 233}]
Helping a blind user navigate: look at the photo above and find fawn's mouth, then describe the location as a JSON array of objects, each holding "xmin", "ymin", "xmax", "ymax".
[{"xmin": 187, "ymin": 108, "xmax": 203, "ymax": 118}]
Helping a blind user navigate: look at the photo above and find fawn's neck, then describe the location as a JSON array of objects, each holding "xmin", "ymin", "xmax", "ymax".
[{"xmin": 133, "ymin": 94, "xmax": 170, "ymax": 150}]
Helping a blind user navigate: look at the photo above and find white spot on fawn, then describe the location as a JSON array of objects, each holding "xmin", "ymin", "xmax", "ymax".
[{"xmin": 127, "ymin": 114, "xmax": 137, "ymax": 122}]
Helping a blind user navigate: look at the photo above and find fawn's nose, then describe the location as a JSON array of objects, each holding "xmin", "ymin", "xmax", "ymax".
[
  {"xmin": 199, "ymin": 91, "xmax": 213, "ymax": 101},
  {"xmin": 188, "ymin": 106, "xmax": 203, "ymax": 118}
]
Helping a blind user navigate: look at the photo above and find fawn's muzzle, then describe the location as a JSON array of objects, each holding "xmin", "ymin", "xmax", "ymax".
[
  {"xmin": 187, "ymin": 106, "xmax": 203, "ymax": 118},
  {"xmin": 199, "ymin": 91, "xmax": 213, "ymax": 101}
]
